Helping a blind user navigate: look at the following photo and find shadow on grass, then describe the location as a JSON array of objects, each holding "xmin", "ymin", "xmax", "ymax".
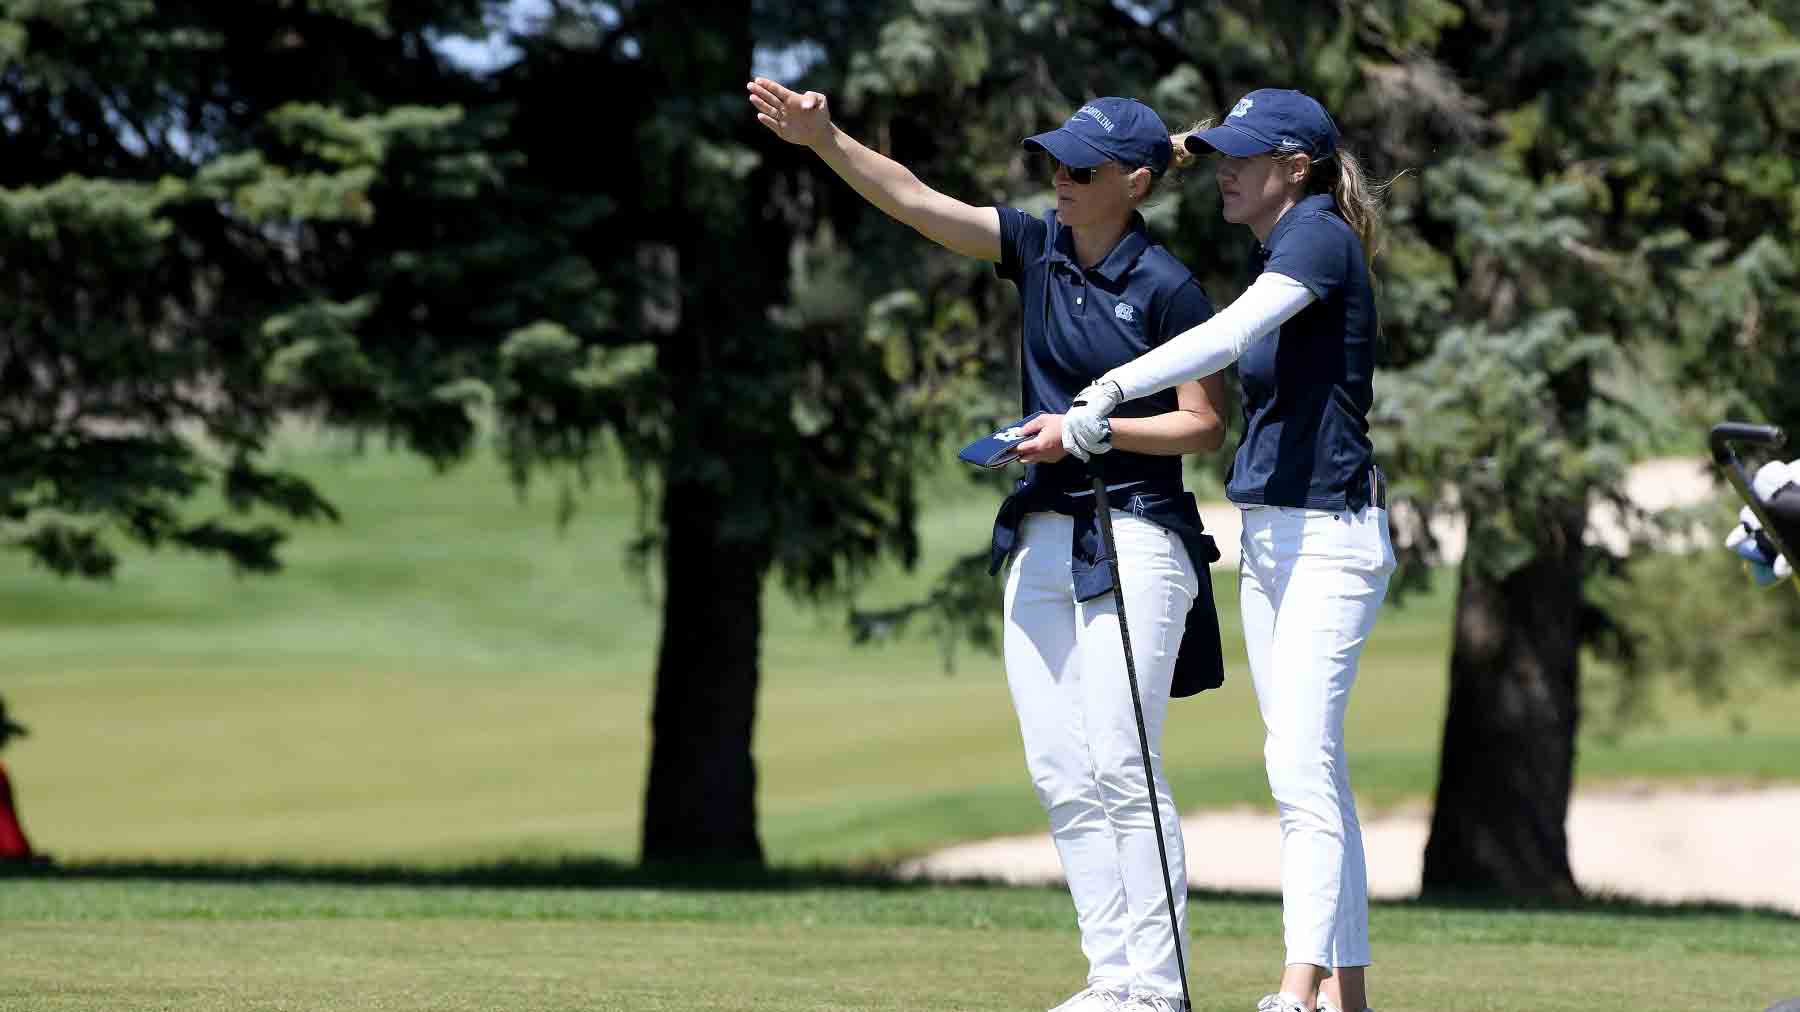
[
  {"xmin": 1398, "ymin": 884, "xmax": 1800, "ymax": 922},
  {"xmin": 0, "ymin": 856, "xmax": 916, "ymax": 892},
  {"xmin": 4, "ymin": 857, "xmax": 1796, "ymax": 922}
]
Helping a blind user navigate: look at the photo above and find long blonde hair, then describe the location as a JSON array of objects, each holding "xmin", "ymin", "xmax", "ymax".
[
  {"xmin": 1171, "ymin": 118, "xmax": 1398, "ymax": 273},
  {"xmin": 1284, "ymin": 148, "xmax": 1394, "ymax": 271}
]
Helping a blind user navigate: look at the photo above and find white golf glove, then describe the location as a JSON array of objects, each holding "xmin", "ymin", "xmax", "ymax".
[
  {"xmin": 1062, "ymin": 380, "xmax": 1123, "ymax": 462},
  {"xmin": 1725, "ymin": 458, "xmax": 1799, "ymax": 584}
]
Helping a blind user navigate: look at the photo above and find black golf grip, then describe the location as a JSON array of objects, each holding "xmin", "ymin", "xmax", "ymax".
[{"xmin": 1710, "ymin": 422, "xmax": 1787, "ymax": 465}]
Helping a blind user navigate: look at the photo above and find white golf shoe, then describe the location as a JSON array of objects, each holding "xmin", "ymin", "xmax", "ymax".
[
  {"xmin": 1256, "ymin": 994, "xmax": 1311, "ymax": 1012},
  {"xmin": 1049, "ymin": 985, "xmax": 1127, "ymax": 1012},
  {"xmin": 1120, "ymin": 993, "xmax": 1187, "ymax": 1012}
]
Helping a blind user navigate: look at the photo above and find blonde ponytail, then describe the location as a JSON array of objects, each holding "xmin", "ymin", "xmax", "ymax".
[
  {"xmin": 1167, "ymin": 118, "xmax": 1213, "ymax": 173},
  {"xmin": 1328, "ymin": 150, "xmax": 1392, "ymax": 269},
  {"xmin": 1279, "ymin": 147, "xmax": 1403, "ymax": 276}
]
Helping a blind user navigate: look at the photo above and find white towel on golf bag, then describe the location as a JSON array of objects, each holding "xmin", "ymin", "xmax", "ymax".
[{"xmin": 1723, "ymin": 458, "xmax": 1799, "ymax": 584}]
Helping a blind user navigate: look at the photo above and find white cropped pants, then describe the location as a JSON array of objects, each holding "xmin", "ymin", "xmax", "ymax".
[
  {"xmin": 1002, "ymin": 511, "xmax": 1200, "ymax": 1000},
  {"xmin": 1238, "ymin": 503, "xmax": 1395, "ymax": 969}
]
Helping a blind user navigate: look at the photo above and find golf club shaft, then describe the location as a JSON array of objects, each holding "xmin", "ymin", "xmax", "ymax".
[{"xmin": 1092, "ymin": 474, "xmax": 1192, "ymax": 1011}]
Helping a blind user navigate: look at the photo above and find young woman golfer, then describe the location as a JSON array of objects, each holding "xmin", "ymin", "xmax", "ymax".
[
  {"xmin": 1064, "ymin": 89, "xmax": 1396, "ymax": 1012},
  {"xmin": 747, "ymin": 77, "xmax": 1230, "ymax": 1012}
]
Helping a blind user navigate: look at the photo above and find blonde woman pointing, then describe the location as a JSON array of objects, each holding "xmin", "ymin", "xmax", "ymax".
[{"xmin": 749, "ymin": 77, "xmax": 1230, "ymax": 1012}]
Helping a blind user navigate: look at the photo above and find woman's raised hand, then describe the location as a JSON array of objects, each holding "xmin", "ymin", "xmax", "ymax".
[{"xmin": 746, "ymin": 77, "xmax": 831, "ymax": 148}]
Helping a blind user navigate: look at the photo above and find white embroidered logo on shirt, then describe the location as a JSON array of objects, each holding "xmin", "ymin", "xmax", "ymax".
[
  {"xmin": 1114, "ymin": 303, "xmax": 1136, "ymax": 322},
  {"xmin": 1231, "ymin": 97, "xmax": 1254, "ymax": 118}
]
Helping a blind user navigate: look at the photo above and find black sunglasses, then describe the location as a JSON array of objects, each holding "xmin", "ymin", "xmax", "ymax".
[{"xmin": 1053, "ymin": 159, "xmax": 1100, "ymax": 184}]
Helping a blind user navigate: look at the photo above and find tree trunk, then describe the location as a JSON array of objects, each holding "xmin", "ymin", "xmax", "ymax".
[
  {"xmin": 634, "ymin": 0, "xmax": 774, "ymax": 867},
  {"xmin": 1421, "ymin": 502, "xmax": 1586, "ymax": 898},
  {"xmin": 640, "ymin": 480, "xmax": 770, "ymax": 864}
]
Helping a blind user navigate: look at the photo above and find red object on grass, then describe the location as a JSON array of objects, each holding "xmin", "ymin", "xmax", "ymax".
[{"xmin": 0, "ymin": 761, "xmax": 35, "ymax": 860}]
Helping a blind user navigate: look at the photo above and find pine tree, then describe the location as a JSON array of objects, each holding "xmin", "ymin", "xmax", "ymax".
[{"xmin": 0, "ymin": 0, "xmax": 514, "ymax": 576}]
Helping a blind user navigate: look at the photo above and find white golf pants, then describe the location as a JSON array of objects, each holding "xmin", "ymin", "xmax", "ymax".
[
  {"xmin": 1003, "ymin": 510, "xmax": 1199, "ymax": 999},
  {"xmin": 1238, "ymin": 503, "xmax": 1395, "ymax": 969}
]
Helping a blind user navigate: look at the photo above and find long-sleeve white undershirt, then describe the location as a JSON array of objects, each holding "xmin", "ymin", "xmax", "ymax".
[{"xmin": 1104, "ymin": 272, "xmax": 1317, "ymax": 401}]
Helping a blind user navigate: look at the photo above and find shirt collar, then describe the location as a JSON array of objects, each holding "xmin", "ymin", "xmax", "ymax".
[
  {"xmin": 1048, "ymin": 211, "xmax": 1152, "ymax": 283},
  {"xmin": 1264, "ymin": 193, "xmax": 1338, "ymax": 249}
]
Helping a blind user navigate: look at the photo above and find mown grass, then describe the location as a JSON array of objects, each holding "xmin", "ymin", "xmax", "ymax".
[{"xmin": 2, "ymin": 867, "xmax": 1796, "ymax": 1012}]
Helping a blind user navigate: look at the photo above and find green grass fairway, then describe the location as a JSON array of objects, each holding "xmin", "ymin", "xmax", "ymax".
[
  {"xmin": 4, "ymin": 433, "xmax": 1799, "ymax": 1011},
  {"xmin": 2, "ymin": 874, "xmax": 1795, "ymax": 1012},
  {"xmin": 2, "ymin": 431, "xmax": 1798, "ymax": 868}
]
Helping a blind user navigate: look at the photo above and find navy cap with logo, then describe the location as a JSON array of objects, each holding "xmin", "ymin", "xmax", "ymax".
[
  {"xmin": 1186, "ymin": 89, "xmax": 1339, "ymax": 161},
  {"xmin": 1023, "ymin": 97, "xmax": 1174, "ymax": 177}
]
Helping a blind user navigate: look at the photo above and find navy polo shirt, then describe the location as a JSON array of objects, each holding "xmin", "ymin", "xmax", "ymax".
[
  {"xmin": 996, "ymin": 207, "xmax": 1216, "ymax": 493},
  {"xmin": 1227, "ymin": 193, "xmax": 1380, "ymax": 511},
  {"xmin": 990, "ymin": 206, "xmax": 1228, "ymax": 697}
]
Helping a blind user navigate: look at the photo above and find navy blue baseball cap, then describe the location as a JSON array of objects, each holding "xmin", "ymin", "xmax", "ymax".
[
  {"xmin": 1186, "ymin": 89, "xmax": 1339, "ymax": 160},
  {"xmin": 1023, "ymin": 97, "xmax": 1174, "ymax": 176}
]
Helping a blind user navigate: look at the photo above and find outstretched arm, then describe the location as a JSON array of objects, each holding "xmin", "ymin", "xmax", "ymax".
[{"xmin": 747, "ymin": 77, "xmax": 1001, "ymax": 262}]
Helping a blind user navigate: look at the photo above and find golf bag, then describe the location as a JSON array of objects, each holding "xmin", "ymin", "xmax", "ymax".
[{"xmin": 1711, "ymin": 422, "xmax": 1800, "ymax": 591}]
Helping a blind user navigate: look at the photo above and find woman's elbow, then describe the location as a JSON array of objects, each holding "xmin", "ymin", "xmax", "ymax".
[
  {"xmin": 1189, "ymin": 432, "xmax": 1226, "ymax": 454},
  {"xmin": 1184, "ymin": 414, "xmax": 1227, "ymax": 453}
]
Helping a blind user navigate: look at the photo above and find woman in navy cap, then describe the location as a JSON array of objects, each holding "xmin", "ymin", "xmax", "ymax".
[
  {"xmin": 1065, "ymin": 89, "xmax": 1396, "ymax": 1012},
  {"xmin": 748, "ymin": 76, "xmax": 1229, "ymax": 1012}
]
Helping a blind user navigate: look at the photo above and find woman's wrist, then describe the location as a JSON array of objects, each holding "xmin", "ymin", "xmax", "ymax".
[{"xmin": 1108, "ymin": 412, "xmax": 1219, "ymax": 455}]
